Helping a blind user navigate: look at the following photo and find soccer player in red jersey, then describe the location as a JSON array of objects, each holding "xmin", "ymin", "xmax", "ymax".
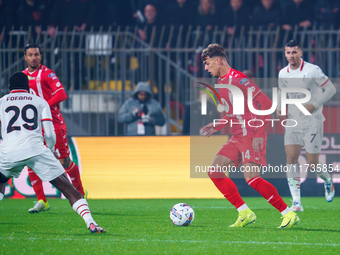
[
  {"xmin": 22, "ymin": 43, "xmax": 86, "ymax": 213},
  {"xmin": 200, "ymin": 43, "xmax": 299, "ymax": 228}
]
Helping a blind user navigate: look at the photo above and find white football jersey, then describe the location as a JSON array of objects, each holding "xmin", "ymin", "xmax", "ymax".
[
  {"xmin": 278, "ymin": 59, "xmax": 329, "ymax": 127},
  {"xmin": 0, "ymin": 90, "xmax": 53, "ymax": 161}
]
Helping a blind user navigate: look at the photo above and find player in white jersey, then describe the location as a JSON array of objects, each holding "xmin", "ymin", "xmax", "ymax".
[
  {"xmin": 277, "ymin": 40, "xmax": 336, "ymax": 211},
  {"xmin": 0, "ymin": 72, "xmax": 105, "ymax": 233}
]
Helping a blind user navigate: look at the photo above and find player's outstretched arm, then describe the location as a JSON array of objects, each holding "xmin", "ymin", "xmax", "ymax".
[
  {"xmin": 42, "ymin": 120, "xmax": 56, "ymax": 152},
  {"xmin": 200, "ymin": 122, "xmax": 218, "ymax": 137}
]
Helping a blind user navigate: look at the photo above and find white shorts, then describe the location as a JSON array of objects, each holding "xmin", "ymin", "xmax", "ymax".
[
  {"xmin": 284, "ymin": 122, "xmax": 323, "ymax": 154},
  {"xmin": 0, "ymin": 148, "xmax": 64, "ymax": 182}
]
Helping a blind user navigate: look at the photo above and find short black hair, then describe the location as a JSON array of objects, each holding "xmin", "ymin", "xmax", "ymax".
[
  {"xmin": 285, "ymin": 40, "xmax": 301, "ymax": 49},
  {"xmin": 201, "ymin": 43, "xmax": 226, "ymax": 62},
  {"xmin": 24, "ymin": 43, "xmax": 41, "ymax": 55},
  {"xmin": 9, "ymin": 72, "xmax": 29, "ymax": 91}
]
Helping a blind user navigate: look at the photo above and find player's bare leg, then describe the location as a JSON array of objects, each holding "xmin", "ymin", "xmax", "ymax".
[
  {"xmin": 306, "ymin": 152, "xmax": 334, "ymax": 202},
  {"xmin": 0, "ymin": 173, "xmax": 10, "ymax": 203},
  {"xmin": 243, "ymin": 162, "xmax": 299, "ymax": 228},
  {"xmin": 49, "ymin": 173, "xmax": 105, "ymax": 233},
  {"xmin": 60, "ymin": 156, "xmax": 87, "ymax": 198},
  {"xmin": 27, "ymin": 169, "xmax": 50, "ymax": 213},
  {"xmin": 208, "ymin": 155, "xmax": 255, "ymax": 227},
  {"xmin": 285, "ymin": 144, "xmax": 303, "ymax": 211}
]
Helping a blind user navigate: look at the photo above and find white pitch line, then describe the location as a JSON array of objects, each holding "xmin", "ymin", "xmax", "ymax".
[{"xmin": 0, "ymin": 237, "xmax": 338, "ymax": 247}]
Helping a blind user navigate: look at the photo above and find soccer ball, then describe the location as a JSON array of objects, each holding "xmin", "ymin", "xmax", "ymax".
[{"xmin": 170, "ymin": 203, "xmax": 194, "ymax": 226}]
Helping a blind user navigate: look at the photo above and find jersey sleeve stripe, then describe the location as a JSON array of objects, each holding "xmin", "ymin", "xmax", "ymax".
[
  {"xmin": 320, "ymin": 78, "xmax": 330, "ymax": 87},
  {"xmin": 52, "ymin": 88, "xmax": 65, "ymax": 95},
  {"xmin": 42, "ymin": 118, "xmax": 53, "ymax": 122},
  {"xmin": 252, "ymin": 90, "xmax": 261, "ymax": 99}
]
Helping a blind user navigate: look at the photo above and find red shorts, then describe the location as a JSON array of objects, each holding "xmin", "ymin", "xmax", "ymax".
[
  {"xmin": 53, "ymin": 122, "xmax": 70, "ymax": 159},
  {"xmin": 217, "ymin": 135, "xmax": 267, "ymax": 168}
]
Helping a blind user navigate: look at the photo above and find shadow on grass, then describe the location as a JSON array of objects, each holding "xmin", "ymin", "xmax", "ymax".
[
  {"xmin": 239, "ymin": 225, "xmax": 340, "ymax": 233},
  {"xmin": 92, "ymin": 212, "xmax": 148, "ymax": 216}
]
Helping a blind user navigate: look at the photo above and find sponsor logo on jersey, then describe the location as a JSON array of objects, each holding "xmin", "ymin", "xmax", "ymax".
[
  {"xmin": 48, "ymin": 73, "xmax": 56, "ymax": 77},
  {"xmin": 56, "ymin": 82, "xmax": 61, "ymax": 87},
  {"xmin": 28, "ymin": 76, "xmax": 36, "ymax": 80},
  {"xmin": 239, "ymin": 78, "xmax": 249, "ymax": 84},
  {"xmin": 52, "ymin": 77, "xmax": 57, "ymax": 80},
  {"xmin": 240, "ymin": 78, "xmax": 251, "ymax": 87}
]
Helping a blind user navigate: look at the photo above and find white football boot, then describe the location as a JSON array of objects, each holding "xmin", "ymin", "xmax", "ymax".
[
  {"xmin": 290, "ymin": 201, "xmax": 304, "ymax": 212},
  {"xmin": 324, "ymin": 179, "xmax": 335, "ymax": 202}
]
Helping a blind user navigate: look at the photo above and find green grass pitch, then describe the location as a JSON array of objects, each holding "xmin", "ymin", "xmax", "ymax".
[{"xmin": 0, "ymin": 197, "xmax": 339, "ymax": 254}]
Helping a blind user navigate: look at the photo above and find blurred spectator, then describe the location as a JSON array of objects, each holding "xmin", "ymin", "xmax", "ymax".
[
  {"xmin": 194, "ymin": 0, "xmax": 218, "ymax": 30},
  {"xmin": 0, "ymin": 0, "xmax": 16, "ymax": 41},
  {"xmin": 0, "ymin": 0, "xmax": 8, "ymax": 41},
  {"xmin": 17, "ymin": 0, "xmax": 49, "ymax": 35},
  {"xmin": 252, "ymin": 0, "xmax": 281, "ymax": 29},
  {"xmin": 47, "ymin": 0, "xmax": 93, "ymax": 90},
  {"xmin": 166, "ymin": 0, "xmax": 194, "ymax": 28},
  {"xmin": 118, "ymin": 82, "xmax": 165, "ymax": 136},
  {"xmin": 282, "ymin": 0, "xmax": 313, "ymax": 31},
  {"xmin": 220, "ymin": 0, "xmax": 251, "ymax": 34},
  {"xmin": 89, "ymin": 0, "xmax": 118, "ymax": 29},
  {"xmin": 137, "ymin": 3, "xmax": 164, "ymax": 45},
  {"xmin": 47, "ymin": 0, "xmax": 93, "ymax": 37},
  {"xmin": 314, "ymin": 0, "xmax": 340, "ymax": 28},
  {"xmin": 130, "ymin": 0, "xmax": 148, "ymax": 25}
]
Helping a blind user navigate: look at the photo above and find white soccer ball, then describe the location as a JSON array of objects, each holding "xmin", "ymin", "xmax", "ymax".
[{"xmin": 170, "ymin": 203, "xmax": 195, "ymax": 226}]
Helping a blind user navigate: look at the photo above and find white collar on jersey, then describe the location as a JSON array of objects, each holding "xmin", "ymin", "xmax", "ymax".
[{"xmin": 287, "ymin": 58, "xmax": 304, "ymax": 73}]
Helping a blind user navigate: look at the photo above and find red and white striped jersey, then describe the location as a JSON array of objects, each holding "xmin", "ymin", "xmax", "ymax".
[
  {"xmin": 23, "ymin": 64, "xmax": 65, "ymax": 123},
  {"xmin": 216, "ymin": 68, "xmax": 272, "ymax": 138}
]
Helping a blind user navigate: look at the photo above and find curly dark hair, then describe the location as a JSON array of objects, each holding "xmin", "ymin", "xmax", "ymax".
[{"xmin": 201, "ymin": 43, "xmax": 226, "ymax": 62}]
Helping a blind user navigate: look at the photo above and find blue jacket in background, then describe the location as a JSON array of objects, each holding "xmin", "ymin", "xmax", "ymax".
[{"xmin": 118, "ymin": 82, "xmax": 165, "ymax": 135}]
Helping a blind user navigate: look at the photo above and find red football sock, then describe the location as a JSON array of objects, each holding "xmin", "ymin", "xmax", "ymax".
[
  {"xmin": 28, "ymin": 168, "xmax": 47, "ymax": 203},
  {"xmin": 65, "ymin": 162, "xmax": 85, "ymax": 196},
  {"xmin": 247, "ymin": 176, "xmax": 287, "ymax": 212},
  {"xmin": 209, "ymin": 171, "xmax": 245, "ymax": 209}
]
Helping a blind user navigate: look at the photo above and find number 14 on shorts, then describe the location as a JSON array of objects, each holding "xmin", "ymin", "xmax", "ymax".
[{"xmin": 242, "ymin": 150, "xmax": 251, "ymax": 161}]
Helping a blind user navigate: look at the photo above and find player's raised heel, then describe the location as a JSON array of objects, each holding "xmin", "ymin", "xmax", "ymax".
[
  {"xmin": 88, "ymin": 223, "xmax": 106, "ymax": 233},
  {"xmin": 290, "ymin": 201, "xmax": 304, "ymax": 212},
  {"xmin": 324, "ymin": 179, "xmax": 335, "ymax": 202},
  {"xmin": 278, "ymin": 211, "xmax": 300, "ymax": 228},
  {"xmin": 84, "ymin": 190, "xmax": 88, "ymax": 200},
  {"xmin": 230, "ymin": 208, "xmax": 256, "ymax": 228},
  {"xmin": 28, "ymin": 200, "xmax": 50, "ymax": 214}
]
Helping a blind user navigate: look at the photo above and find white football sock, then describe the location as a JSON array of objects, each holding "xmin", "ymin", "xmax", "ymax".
[
  {"xmin": 281, "ymin": 207, "xmax": 290, "ymax": 216},
  {"xmin": 237, "ymin": 203, "xmax": 249, "ymax": 212},
  {"xmin": 0, "ymin": 193, "xmax": 3, "ymax": 201},
  {"xmin": 315, "ymin": 166, "xmax": 331, "ymax": 183},
  {"xmin": 286, "ymin": 164, "xmax": 301, "ymax": 203},
  {"xmin": 72, "ymin": 198, "xmax": 97, "ymax": 228}
]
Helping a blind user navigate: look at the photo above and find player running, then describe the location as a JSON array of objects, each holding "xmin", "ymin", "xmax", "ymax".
[
  {"xmin": 0, "ymin": 72, "xmax": 105, "ymax": 233},
  {"xmin": 200, "ymin": 43, "xmax": 299, "ymax": 228},
  {"xmin": 23, "ymin": 43, "xmax": 86, "ymax": 213},
  {"xmin": 277, "ymin": 40, "xmax": 336, "ymax": 212}
]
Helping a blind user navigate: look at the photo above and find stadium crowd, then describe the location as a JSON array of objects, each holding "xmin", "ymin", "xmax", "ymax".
[{"xmin": 0, "ymin": 0, "xmax": 339, "ymax": 34}]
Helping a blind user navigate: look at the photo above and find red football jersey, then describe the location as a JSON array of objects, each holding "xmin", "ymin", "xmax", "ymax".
[
  {"xmin": 23, "ymin": 64, "xmax": 65, "ymax": 124},
  {"xmin": 215, "ymin": 68, "xmax": 272, "ymax": 138}
]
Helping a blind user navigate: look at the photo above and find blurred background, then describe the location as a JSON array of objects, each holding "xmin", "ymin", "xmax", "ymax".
[{"xmin": 0, "ymin": 0, "xmax": 339, "ymax": 136}]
